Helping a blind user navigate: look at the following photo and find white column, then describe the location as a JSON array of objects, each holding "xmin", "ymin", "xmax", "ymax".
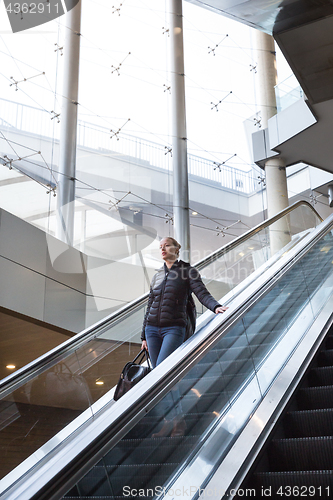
[
  {"xmin": 56, "ymin": 0, "xmax": 82, "ymax": 245},
  {"xmin": 169, "ymin": 0, "xmax": 190, "ymax": 263},
  {"xmin": 265, "ymin": 158, "xmax": 289, "ymax": 218},
  {"xmin": 265, "ymin": 157, "xmax": 291, "ymax": 255},
  {"xmin": 255, "ymin": 31, "xmax": 278, "ymax": 128},
  {"xmin": 256, "ymin": 31, "xmax": 290, "ymax": 255}
]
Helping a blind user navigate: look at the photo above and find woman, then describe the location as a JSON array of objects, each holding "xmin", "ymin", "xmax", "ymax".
[
  {"xmin": 141, "ymin": 236, "xmax": 228, "ymax": 437},
  {"xmin": 141, "ymin": 236, "xmax": 228, "ymax": 367}
]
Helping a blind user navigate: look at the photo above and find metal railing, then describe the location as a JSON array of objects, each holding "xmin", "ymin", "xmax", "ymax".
[{"xmin": 0, "ymin": 97, "xmax": 260, "ymax": 194}]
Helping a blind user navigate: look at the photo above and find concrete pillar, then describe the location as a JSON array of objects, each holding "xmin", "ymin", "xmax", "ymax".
[
  {"xmin": 56, "ymin": 0, "xmax": 82, "ymax": 245},
  {"xmin": 255, "ymin": 31, "xmax": 290, "ymax": 255},
  {"xmin": 169, "ymin": 0, "xmax": 190, "ymax": 262},
  {"xmin": 255, "ymin": 31, "xmax": 278, "ymax": 128},
  {"xmin": 266, "ymin": 157, "xmax": 291, "ymax": 255},
  {"xmin": 265, "ymin": 158, "xmax": 289, "ymax": 218}
]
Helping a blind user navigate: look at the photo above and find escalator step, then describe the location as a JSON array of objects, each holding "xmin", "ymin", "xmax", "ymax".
[
  {"xmin": 318, "ymin": 349, "xmax": 333, "ymax": 367},
  {"xmin": 220, "ymin": 358, "xmax": 257, "ymax": 378},
  {"xmin": 182, "ymin": 362, "xmax": 222, "ymax": 380},
  {"xmin": 269, "ymin": 437, "xmax": 333, "ymax": 471},
  {"xmin": 181, "ymin": 386, "xmax": 238, "ymax": 415},
  {"xmin": 101, "ymin": 435, "xmax": 198, "ymax": 466},
  {"xmin": 285, "ymin": 409, "xmax": 333, "ymax": 438},
  {"xmin": 214, "ymin": 345, "xmax": 251, "ymax": 362},
  {"xmin": 183, "ymin": 345, "xmax": 258, "ymax": 382},
  {"xmin": 181, "ymin": 362, "xmax": 254, "ymax": 392},
  {"xmin": 64, "ymin": 466, "xmax": 112, "ymax": 497},
  {"xmin": 252, "ymin": 470, "xmax": 333, "ymax": 499},
  {"xmin": 196, "ymin": 342, "xmax": 256, "ymax": 362},
  {"xmin": 297, "ymin": 386, "xmax": 333, "ymax": 410},
  {"xmin": 207, "ymin": 338, "xmax": 272, "ymax": 366},
  {"xmin": 121, "ymin": 411, "xmax": 218, "ymax": 450},
  {"xmin": 121, "ymin": 409, "xmax": 213, "ymax": 440},
  {"xmin": 181, "ymin": 413, "xmax": 217, "ymax": 437},
  {"xmin": 137, "ymin": 411, "xmax": 217, "ymax": 441},
  {"xmin": 218, "ymin": 323, "xmax": 247, "ymax": 346},
  {"xmin": 76, "ymin": 463, "xmax": 177, "ymax": 497},
  {"xmin": 325, "ymin": 336, "xmax": 333, "ymax": 350},
  {"xmin": 219, "ymin": 344, "xmax": 269, "ymax": 368},
  {"xmin": 180, "ymin": 366, "xmax": 228, "ymax": 392},
  {"xmin": 309, "ymin": 367, "xmax": 333, "ymax": 387},
  {"xmin": 247, "ymin": 341, "xmax": 279, "ymax": 366}
]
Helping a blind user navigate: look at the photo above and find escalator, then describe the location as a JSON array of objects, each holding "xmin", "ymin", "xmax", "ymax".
[
  {"xmin": 0, "ymin": 201, "xmax": 329, "ymax": 499},
  {"xmin": 236, "ymin": 318, "xmax": 333, "ymax": 498},
  {"xmin": 58, "ymin": 212, "xmax": 333, "ymax": 500}
]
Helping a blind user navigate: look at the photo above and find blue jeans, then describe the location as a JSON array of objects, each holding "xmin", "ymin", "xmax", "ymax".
[
  {"xmin": 145, "ymin": 325, "xmax": 186, "ymax": 420},
  {"xmin": 145, "ymin": 325, "xmax": 186, "ymax": 368}
]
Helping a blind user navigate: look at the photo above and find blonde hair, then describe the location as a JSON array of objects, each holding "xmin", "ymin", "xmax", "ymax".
[{"xmin": 162, "ymin": 237, "xmax": 181, "ymax": 256}]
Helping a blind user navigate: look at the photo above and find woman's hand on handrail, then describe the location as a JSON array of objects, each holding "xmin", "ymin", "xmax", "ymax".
[{"xmin": 215, "ymin": 306, "xmax": 228, "ymax": 314}]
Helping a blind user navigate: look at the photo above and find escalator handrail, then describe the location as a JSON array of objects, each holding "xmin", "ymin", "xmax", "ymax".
[
  {"xmin": 195, "ymin": 200, "xmax": 322, "ymax": 270},
  {"xmin": 0, "ymin": 199, "xmax": 321, "ymax": 395},
  {"xmin": 2, "ymin": 210, "xmax": 332, "ymax": 500}
]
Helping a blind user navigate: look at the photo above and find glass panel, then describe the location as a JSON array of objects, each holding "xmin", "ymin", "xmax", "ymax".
[
  {"xmin": 0, "ymin": 353, "xmax": 88, "ymax": 480},
  {"xmin": 200, "ymin": 203, "xmax": 321, "ymax": 314},
  {"xmin": 75, "ymin": 339, "xmax": 140, "ymax": 406},
  {"xmin": 63, "ymin": 318, "xmax": 262, "ymax": 497},
  {"xmin": 275, "ymin": 75, "xmax": 304, "ymax": 112},
  {"xmin": 304, "ymin": 230, "xmax": 333, "ymax": 316}
]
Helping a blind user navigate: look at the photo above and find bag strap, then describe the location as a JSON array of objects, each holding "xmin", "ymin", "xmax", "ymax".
[
  {"xmin": 145, "ymin": 351, "xmax": 152, "ymax": 369},
  {"xmin": 133, "ymin": 349, "xmax": 151, "ymax": 368},
  {"xmin": 132, "ymin": 349, "xmax": 145, "ymax": 363}
]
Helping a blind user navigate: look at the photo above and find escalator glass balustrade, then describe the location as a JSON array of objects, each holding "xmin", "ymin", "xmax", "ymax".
[{"xmin": 62, "ymin": 221, "xmax": 333, "ymax": 499}]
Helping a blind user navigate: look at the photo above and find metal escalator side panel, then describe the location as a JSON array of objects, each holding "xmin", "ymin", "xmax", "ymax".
[{"xmin": 203, "ymin": 307, "xmax": 333, "ymax": 499}]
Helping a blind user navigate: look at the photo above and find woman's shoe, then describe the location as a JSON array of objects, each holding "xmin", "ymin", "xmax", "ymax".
[
  {"xmin": 152, "ymin": 418, "xmax": 173, "ymax": 438},
  {"xmin": 171, "ymin": 417, "xmax": 187, "ymax": 437}
]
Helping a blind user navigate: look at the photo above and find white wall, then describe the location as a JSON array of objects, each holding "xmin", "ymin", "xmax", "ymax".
[{"xmin": 0, "ymin": 209, "xmax": 86, "ymax": 332}]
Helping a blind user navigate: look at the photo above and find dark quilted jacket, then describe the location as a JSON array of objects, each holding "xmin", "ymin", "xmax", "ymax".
[{"xmin": 141, "ymin": 260, "xmax": 221, "ymax": 340}]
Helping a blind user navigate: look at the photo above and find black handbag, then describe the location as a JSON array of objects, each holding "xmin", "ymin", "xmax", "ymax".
[{"xmin": 114, "ymin": 349, "xmax": 152, "ymax": 401}]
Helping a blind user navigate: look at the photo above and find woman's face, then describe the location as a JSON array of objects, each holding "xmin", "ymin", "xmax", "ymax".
[{"xmin": 159, "ymin": 238, "xmax": 178, "ymax": 262}]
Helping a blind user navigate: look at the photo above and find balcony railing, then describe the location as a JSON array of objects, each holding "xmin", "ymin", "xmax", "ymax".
[
  {"xmin": 275, "ymin": 75, "xmax": 305, "ymax": 113},
  {"xmin": 0, "ymin": 97, "xmax": 260, "ymax": 194}
]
